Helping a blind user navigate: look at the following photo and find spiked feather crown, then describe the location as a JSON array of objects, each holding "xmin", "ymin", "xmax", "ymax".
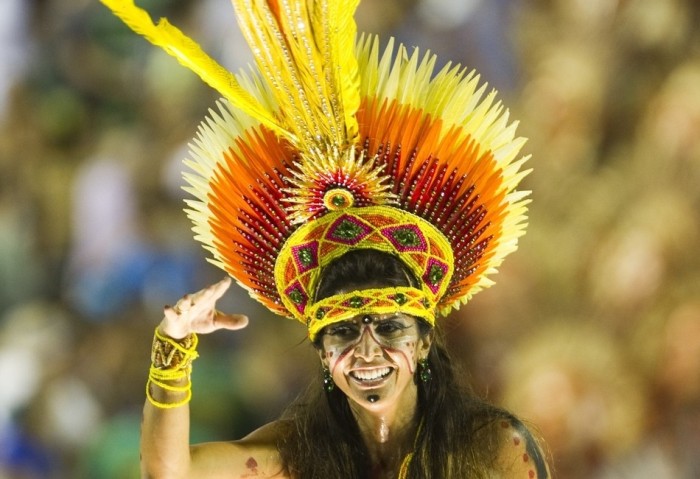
[{"xmin": 102, "ymin": 0, "xmax": 531, "ymax": 339}]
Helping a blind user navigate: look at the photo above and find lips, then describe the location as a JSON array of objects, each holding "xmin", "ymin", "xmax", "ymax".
[{"xmin": 350, "ymin": 367, "xmax": 393, "ymax": 383}]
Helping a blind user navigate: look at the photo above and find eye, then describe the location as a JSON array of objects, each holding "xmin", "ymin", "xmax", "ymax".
[
  {"xmin": 325, "ymin": 323, "xmax": 359, "ymax": 339},
  {"xmin": 375, "ymin": 320, "xmax": 408, "ymax": 335}
]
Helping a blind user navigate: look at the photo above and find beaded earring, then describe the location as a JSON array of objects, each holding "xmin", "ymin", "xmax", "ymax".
[
  {"xmin": 418, "ymin": 358, "xmax": 432, "ymax": 383},
  {"xmin": 323, "ymin": 367, "xmax": 335, "ymax": 392}
]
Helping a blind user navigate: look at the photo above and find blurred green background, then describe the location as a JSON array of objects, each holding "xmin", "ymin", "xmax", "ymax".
[{"xmin": 1, "ymin": 0, "xmax": 698, "ymax": 477}]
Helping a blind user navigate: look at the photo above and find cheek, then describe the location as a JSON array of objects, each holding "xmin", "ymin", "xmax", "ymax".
[
  {"xmin": 384, "ymin": 339, "xmax": 419, "ymax": 374},
  {"xmin": 326, "ymin": 344, "xmax": 355, "ymax": 375}
]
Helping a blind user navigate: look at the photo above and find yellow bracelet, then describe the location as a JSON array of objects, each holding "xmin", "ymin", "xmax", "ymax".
[
  {"xmin": 147, "ymin": 329, "xmax": 199, "ymax": 409},
  {"xmin": 146, "ymin": 378, "xmax": 192, "ymax": 409},
  {"xmin": 151, "ymin": 329, "xmax": 199, "ymax": 370}
]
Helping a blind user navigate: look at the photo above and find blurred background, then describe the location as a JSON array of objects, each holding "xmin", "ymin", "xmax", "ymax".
[{"xmin": 1, "ymin": 0, "xmax": 699, "ymax": 477}]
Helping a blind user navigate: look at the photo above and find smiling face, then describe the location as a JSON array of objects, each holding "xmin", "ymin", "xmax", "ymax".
[{"xmin": 318, "ymin": 312, "xmax": 432, "ymax": 410}]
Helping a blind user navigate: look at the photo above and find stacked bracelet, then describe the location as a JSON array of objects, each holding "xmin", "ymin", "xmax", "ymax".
[{"xmin": 146, "ymin": 329, "xmax": 199, "ymax": 409}]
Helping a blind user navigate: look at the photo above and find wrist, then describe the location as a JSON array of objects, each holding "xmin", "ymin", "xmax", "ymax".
[
  {"xmin": 157, "ymin": 322, "xmax": 190, "ymax": 341},
  {"xmin": 147, "ymin": 327, "xmax": 199, "ymax": 409},
  {"xmin": 151, "ymin": 328, "xmax": 198, "ymax": 369}
]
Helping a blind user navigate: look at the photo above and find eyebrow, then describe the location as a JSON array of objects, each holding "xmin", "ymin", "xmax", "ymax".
[
  {"xmin": 346, "ymin": 314, "xmax": 403, "ymax": 323},
  {"xmin": 375, "ymin": 314, "xmax": 404, "ymax": 322},
  {"xmin": 326, "ymin": 314, "xmax": 411, "ymax": 330}
]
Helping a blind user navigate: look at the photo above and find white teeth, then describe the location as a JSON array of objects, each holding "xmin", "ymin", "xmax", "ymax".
[{"xmin": 352, "ymin": 367, "xmax": 391, "ymax": 381}]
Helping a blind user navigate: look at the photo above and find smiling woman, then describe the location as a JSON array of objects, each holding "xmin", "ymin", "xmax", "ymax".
[
  {"xmin": 315, "ymin": 251, "xmax": 432, "ymax": 410},
  {"xmin": 99, "ymin": 0, "xmax": 550, "ymax": 477},
  {"xmin": 272, "ymin": 249, "xmax": 550, "ymax": 478}
]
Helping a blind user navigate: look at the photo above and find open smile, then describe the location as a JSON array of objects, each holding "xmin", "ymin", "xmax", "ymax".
[{"xmin": 349, "ymin": 367, "xmax": 393, "ymax": 385}]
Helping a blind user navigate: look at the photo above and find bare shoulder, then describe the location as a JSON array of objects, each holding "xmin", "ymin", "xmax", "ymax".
[
  {"xmin": 487, "ymin": 415, "xmax": 551, "ymax": 479},
  {"xmin": 189, "ymin": 420, "xmax": 291, "ymax": 478}
]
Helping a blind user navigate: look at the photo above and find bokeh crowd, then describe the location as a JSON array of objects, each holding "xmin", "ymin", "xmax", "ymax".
[{"xmin": 1, "ymin": 0, "xmax": 698, "ymax": 477}]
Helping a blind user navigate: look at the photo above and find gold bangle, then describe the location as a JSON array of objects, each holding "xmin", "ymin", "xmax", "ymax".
[
  {"xmin": 151, "ymin": 329, "xmax": 199, "ymax": 370},
  {"xmin": 147, "ymin": 328, "xmax": 199, "ymax": 409}
]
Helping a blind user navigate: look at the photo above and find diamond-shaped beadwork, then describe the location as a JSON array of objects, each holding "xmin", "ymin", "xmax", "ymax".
[
  {"xmin": 291, "ymin": 241, "xmax": 319, "ymax": 273},
  {"xmin": 381, "ymin": 224, "xmax": 427, "ymax": 252},
  {"xmin": 326, "ymin": 215, "xmax": 370, "ymax": 244}
]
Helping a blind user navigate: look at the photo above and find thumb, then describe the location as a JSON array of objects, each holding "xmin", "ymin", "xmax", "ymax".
[{"xmin": 213, "ymin": 311, "xmax": 249, "ymax": 331}]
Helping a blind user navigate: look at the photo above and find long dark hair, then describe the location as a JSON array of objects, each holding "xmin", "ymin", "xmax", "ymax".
[{"xmin": 276, "ymin": 249, "xmax": 530, "ymax": 478}]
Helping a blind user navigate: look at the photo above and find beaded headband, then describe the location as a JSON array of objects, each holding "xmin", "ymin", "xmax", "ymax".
[
  {"xmin": 307, "ymin": 287, "xmax": 434, "ymax": 341},
  {"xmin": 102, "ymin": 0, "xmax": 531, "ymax": 339},
  {"xmin": 275, "ymin": 206, "xmax": 452, "ymax": 337}
]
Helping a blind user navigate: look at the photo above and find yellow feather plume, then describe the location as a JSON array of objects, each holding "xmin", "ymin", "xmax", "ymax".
[
  {"xmin": 322, "ymin": 0, "xmax": 361, "ymax": 141},
  {"xmin": 100, "ymin": 0, "xmax": 288, "ymax": 138},
  {"xmin": 231, "ymin": 0, "xmax": 360, "ymax": 152}
]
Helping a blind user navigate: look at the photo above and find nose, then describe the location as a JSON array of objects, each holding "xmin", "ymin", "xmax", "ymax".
[{"xmin": 353, "ymin": 326, "xmax": 382, "ymax": 361}]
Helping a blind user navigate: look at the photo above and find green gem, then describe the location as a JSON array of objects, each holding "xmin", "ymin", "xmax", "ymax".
[
  {"xmin": 316, "ymin": 308, "xmax": 326, "ymax": 320},
  {"xmin": 349, "ymin": 296, "xmax": 364, "ymax": 308},
  {"xmin": 332, "ymin": 195, "xmax": 347, "ymax": 207},
  {"xmin": 289, "ymin": 290, "xmax": 304, "ymax": 304},
  {"xmin": 419, "ymin": 359, "xmax": 432, "ymax": 382},
  {"xmin": 334, "ymin": 220, "xmax": 362, "ymax": 240},
  {"xmin": 429, "ymin": 265, "xmax": 445, "ymax": 285},
  {"xmin": 393, "ymin": 228, "xmax": 420, "ymax": 247},
  {"xmin": 298, "ymin": 247, "xmax": 313, "ymax": 266},
  {"xmin": 393, "ymin": 293, "xmax": 407, "ymax": 305}
]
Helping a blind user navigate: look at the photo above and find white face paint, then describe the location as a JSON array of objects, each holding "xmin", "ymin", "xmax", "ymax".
[{"xmin": 319, "ymin": 313, "xmax": 430, "ymax": 408}]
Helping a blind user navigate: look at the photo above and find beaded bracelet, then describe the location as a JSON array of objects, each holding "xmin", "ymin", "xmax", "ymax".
[
  {"xmin": 146, "ymin": 329, "xmax": 199, "ymax": 409},
  {"xmin": 151, "ymin": 328, "xmax": 199, "ymax": 369}
]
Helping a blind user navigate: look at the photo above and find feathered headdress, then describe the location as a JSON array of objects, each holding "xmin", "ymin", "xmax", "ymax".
[{"xmin": 102, "ymin": 0, "xmax": 531, "ymax": 340}]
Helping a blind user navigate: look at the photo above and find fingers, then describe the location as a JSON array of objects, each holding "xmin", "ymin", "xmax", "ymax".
[
  {"xmin": 173, "ymin": 294, "xmax": 193, "ymax": 314},
  {"xmin": 172, "ymin": 277, "xmax": 231, "ymax": 313},
  {"xmin": 160, "ymin": 277, "xmax": 244, "ymax": 337},
  {"xmin": 191, "ymin": 276, "xmax": 232, "ymax": 308},
  {"xmin": 213, "ymin": 275, "xmax": 232, "ymax": 296},
  {"xmin": 163, "ymin": 304, "xmax": 184, "ymax": 322},
  {"xmin": 213, "ymin": 311, "xmax": 249, "ymax": 331}
]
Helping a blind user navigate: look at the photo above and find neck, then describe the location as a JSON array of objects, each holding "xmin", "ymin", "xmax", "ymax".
[{"xmin": 348, "ymin": 386, "xmax": 421, "ymax": 469}]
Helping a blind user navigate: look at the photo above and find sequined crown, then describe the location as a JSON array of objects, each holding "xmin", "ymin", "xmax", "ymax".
[{"xmin": 103, "ymin": 0, "xmax": 531, "ymax": 339}]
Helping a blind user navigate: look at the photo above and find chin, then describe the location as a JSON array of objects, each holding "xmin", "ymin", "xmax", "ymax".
[{"xmin": 346, "ymin": 386, "xmax": 404, "ymax": 411}]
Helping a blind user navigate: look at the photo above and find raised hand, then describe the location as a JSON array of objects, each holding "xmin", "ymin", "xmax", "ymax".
[{"xmin": 159, "ymin": 276, "xmax": 249, "ymax": 339}]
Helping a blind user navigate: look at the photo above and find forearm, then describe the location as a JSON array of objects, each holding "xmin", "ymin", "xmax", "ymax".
[
  {"xmin": 140, "ymin": 329, "xmax": 199, "ymax": 478},
  {"xmin": 141, "ymin": 383, "xmax": 192, "ymax": 478},
  {"xmin": 136, "ymin": 279, "xmax": 249, "ymax": 477}
]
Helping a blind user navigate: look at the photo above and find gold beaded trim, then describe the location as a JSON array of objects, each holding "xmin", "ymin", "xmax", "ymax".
[
  {"xmin": 147, "ymin": 329, "xmax": 199, "ymax": 409},
  {"xmin": 306, "ymin": 286, "xmax": 434, "ymax": 341},
  {"xmin": 151, "ymin": 329, "xmax": 199, "ymax": 370}
]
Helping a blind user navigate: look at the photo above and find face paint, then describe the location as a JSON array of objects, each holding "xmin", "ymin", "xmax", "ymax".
[
  {"xmin": 319, "ymin": 313, "xmax": 428, "ymax": 408},
  {"xmin": 321, "ymin": 313, "xmax": 419, "ymax": 357}
]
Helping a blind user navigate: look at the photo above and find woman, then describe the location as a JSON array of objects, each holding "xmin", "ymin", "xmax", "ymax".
[
  {"xmin": 103, "ymin": 0, "xmax": 549, "ymax": 476},
  {"xmin": 145, "ymin": 250, "xmax": 548, "ymax": 478}
]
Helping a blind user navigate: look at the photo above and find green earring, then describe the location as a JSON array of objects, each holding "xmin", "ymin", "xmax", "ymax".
[
  {"xmin": 323, "ymin": 367, "xmax": 335, "ymax": 392},
  {"xmin": 418, "ymin": 358, "xmax": 432, "ymax": 383}
]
